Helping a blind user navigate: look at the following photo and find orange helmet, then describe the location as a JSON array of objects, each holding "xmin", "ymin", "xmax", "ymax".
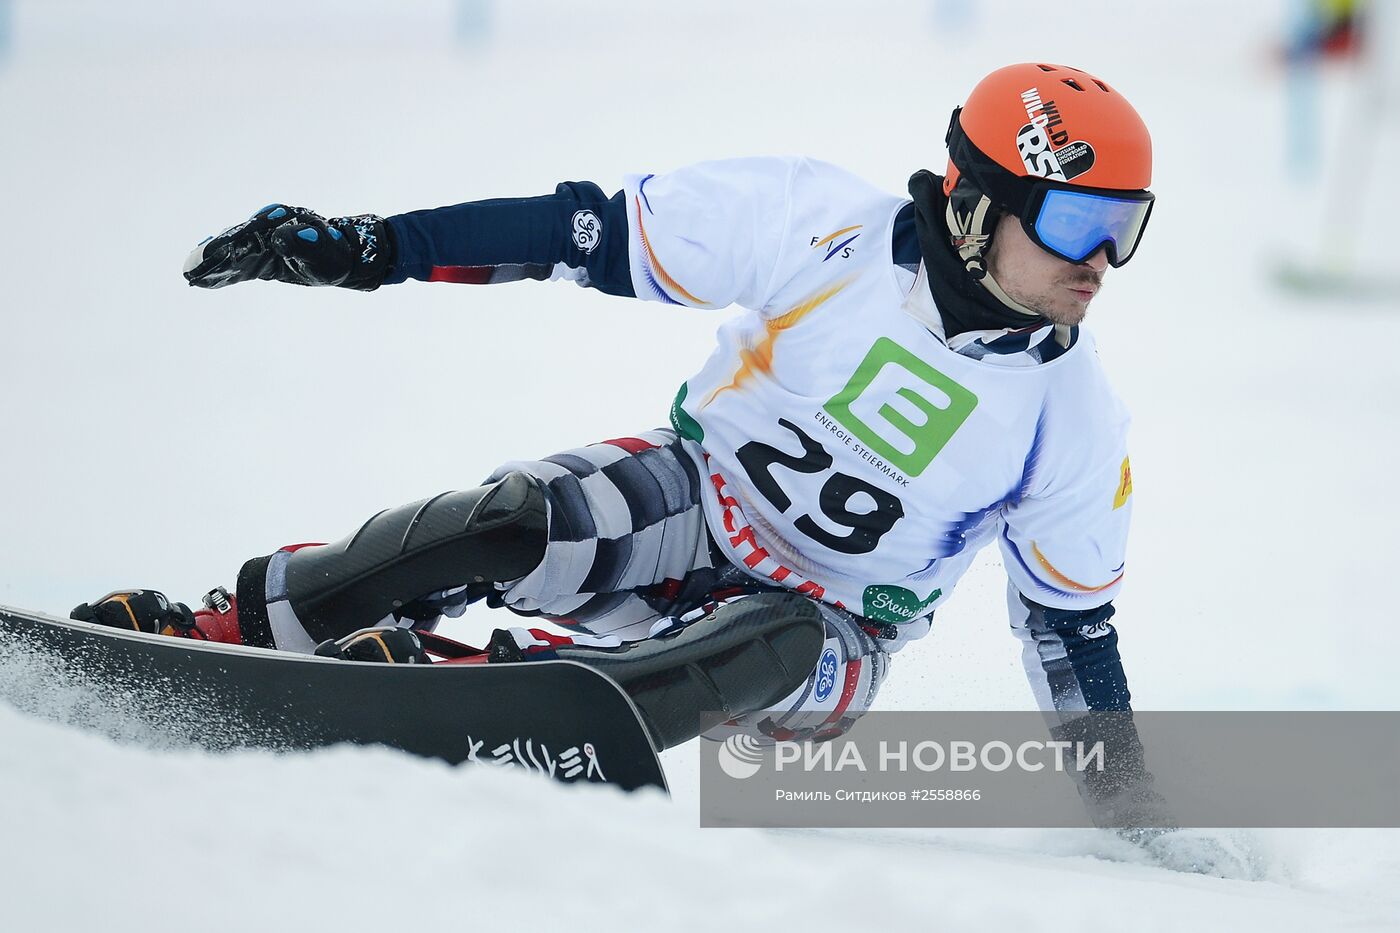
[{"xmin": 944, "ymin": 63, "xmax": 1154, "ymax": 272}]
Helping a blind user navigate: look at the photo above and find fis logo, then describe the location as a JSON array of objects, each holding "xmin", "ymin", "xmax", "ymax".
[{"xmin": 811, "ymin": 225, "xmax": 861, "ymax": 261}]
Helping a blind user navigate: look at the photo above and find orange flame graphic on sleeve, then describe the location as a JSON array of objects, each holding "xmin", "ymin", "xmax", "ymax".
[{"xmin": 702, "ymin": 279, "xmax": 850, "ymax": 408}]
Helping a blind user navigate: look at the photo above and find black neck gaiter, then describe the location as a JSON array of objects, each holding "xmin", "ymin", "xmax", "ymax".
[{"xmin": 907, "ymin": 170, "xmax": 1048, "ymax": 339}]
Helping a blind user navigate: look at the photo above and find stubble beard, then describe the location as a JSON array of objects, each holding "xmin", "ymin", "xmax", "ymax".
[{"xmin": 1017, "ymin": 270, "xmax": 1104, "ymax": 327}]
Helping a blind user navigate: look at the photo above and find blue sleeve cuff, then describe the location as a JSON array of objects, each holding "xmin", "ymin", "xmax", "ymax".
[{"xmin": 381, "ymin": 183, "xmax": 634, "ymax": 296}]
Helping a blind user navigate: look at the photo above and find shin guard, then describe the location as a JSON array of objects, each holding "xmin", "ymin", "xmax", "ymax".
[{"xmin": 273, "ymin": 472, "xmax": 548, "ymax": 643}]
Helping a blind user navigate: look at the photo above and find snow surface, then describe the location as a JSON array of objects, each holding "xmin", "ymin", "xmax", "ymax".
[{"xmin": 1, "ymin": 1, "xmax": 1398, "ymax": 929}]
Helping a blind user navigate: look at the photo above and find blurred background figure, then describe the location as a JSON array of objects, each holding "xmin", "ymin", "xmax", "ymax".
[
  {"xmin": 928, "ymin": 0, "xmax": 976, "ymax": 36},
  {"xmin": 1276, "ymin": 0, "xmax": 1400, "ymax": 299},
  {"xmin": 455, "ymin": 0, "xmax": 494, "ymax": 46},
  {"xmin": 1285, "ymin": 0, "xmax": 1363, "ymax": 62},
  {"xmin": 0, "ymin": 0, "xmax": 11, "ymax": 68}
]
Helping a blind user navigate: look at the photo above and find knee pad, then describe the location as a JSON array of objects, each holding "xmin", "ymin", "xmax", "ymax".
[{"xmin": 273, "ymin": 472, "xmax": 547, "ymax": 642}]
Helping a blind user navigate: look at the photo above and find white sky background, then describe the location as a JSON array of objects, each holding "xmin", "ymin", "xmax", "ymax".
[{"xmin": 1, "ymin": 0, "xmax": 1397, "ymax": 717}]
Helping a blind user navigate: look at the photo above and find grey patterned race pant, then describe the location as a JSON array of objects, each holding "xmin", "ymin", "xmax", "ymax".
[
  {"xmin": 485, "ymin": 427, "xmax": 734, "ymax": 640},
  {"xmin": 484, "ymin": 427, "xmax": 890, "ymax": 740}
]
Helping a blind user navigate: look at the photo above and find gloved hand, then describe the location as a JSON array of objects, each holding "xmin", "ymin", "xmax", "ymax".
[
  {"xmin": 1120, "ymin": 826, "xmax": 1264, "ymax": 880},
  {"xmin": 182, "ymin": 204, "xmax": 394, "ymax": 291}
]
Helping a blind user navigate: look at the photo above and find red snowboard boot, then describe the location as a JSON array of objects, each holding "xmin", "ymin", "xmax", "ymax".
[{"xmin": 70, "ymin": 587, "xmax": 244, "ymax": 645}]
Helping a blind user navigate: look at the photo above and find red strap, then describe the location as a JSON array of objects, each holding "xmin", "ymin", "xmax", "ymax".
[
  {"xmin": 416, "ymin": 630, "xmax": 487, "ymax": 661},
  {"xmin": 821, "ymin": 658, "xmax": 863, "ymax": 725},
  {"xmin": 602, "ymin": 436, "xmax": 659, "ymax": 454},
  {"xmin": 429, "ymin": 265, "xmax": 495, "ymax": 284}
]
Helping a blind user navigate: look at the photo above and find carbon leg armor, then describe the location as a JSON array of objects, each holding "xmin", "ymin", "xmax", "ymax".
[{"xmin": 238, "ymin": 471, "xmax": 547, "ymax": 646}]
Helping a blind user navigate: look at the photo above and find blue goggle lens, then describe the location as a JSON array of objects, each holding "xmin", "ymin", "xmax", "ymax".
[{"xmin": 1031, "ymin": 188, "xmax": 1153, "ymax": 267}]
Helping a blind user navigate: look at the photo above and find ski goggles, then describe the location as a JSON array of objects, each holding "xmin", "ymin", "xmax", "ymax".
[
  {"xmin": 945, "ymin": 107, "xmax": 1154, "ymax": 268},
  {"xmin": 1022, "ymin": 184, "xmax": 1154, "ymax": 267}
]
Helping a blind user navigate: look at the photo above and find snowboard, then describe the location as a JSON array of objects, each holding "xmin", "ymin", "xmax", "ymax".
[{"xmin": 0, "ymin": 604, "xmax": 667, "ymax": 793}]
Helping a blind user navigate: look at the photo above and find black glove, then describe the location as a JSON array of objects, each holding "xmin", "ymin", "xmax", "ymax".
[{"xmin": 182, "ymin": 204, "xmax": 395, "ymax": 291}]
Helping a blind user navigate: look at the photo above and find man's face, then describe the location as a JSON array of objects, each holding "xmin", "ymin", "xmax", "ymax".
[{"xmin": 984, "ymin": 212, "xmax": 1109, "ymax": 326}]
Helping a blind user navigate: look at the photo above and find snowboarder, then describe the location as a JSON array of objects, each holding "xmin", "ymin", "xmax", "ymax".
[{"xmin": 77, "ymin": 62, "xmax": 1154, "ymax": 760}]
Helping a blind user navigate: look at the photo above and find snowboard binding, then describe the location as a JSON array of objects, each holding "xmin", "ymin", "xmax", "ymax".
[
  {"xmin": 71, "ymin": 588, "xmax": 243, "ymax": 644},
  {"xmin": 314, "ymin": 626, "xmax": 430, "ymax": 664}
]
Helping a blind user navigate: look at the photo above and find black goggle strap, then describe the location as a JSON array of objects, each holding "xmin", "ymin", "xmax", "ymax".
[{"xmin": 946, "ymin": 108, "xmax": 1035, "ymax": 217}]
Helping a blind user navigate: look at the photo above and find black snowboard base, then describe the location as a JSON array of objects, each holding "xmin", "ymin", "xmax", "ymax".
[{"xmin": 0, "ymin": 604, "xmax": 667, "ymax": 793}]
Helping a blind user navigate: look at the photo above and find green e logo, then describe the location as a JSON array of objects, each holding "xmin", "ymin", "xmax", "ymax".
[{"xmin": 824, "ymin": 337, "xmax": 978, "ymax": 477}]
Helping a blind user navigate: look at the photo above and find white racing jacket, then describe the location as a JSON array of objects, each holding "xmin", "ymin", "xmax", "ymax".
[{"xmin": 621, "ymin": 157, "xmax": 1132, "ymax": 631}]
